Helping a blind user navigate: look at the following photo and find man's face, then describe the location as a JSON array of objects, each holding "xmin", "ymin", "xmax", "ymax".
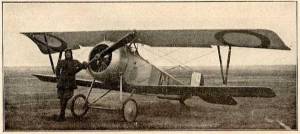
[{"xmin": 65, "ymin": 51, "xmax": 72, "ymax": 59}]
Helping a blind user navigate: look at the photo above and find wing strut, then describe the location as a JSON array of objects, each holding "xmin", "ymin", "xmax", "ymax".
[
  {"xmin": 44, "ymin": 34, "xmax": 56, "ymax": 74},
  {"xmin": 43, "ymin": 33, "xmax": 65, "ymax": 75},
  {"xmin": 217, "ymin": 45, "xmax": 232, "ymax": 85}
]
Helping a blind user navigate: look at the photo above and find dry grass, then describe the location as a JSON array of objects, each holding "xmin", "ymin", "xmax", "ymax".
[{"xmin": 4, "ymin": 65, "xmax": 296, "ymax": 130}]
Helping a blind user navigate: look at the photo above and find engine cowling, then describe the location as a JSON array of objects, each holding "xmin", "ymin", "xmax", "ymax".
[{"xmin": 87, "ymin": 41, "xmax": 128, "ymax": 83}]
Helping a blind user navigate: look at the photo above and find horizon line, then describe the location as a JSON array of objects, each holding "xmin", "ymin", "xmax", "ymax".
[{"xmin": 3, "ymin": 64, "xmax": 297, "ymax": 68}]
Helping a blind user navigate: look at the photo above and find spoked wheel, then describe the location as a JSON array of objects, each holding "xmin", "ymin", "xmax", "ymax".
[
  {"xmin": 122, "ymin": 98, "xmax": 138, "ymax": 122},
  {"xmin": 71, "ymin": 94, "xmax": 89, "ymax": 119}
]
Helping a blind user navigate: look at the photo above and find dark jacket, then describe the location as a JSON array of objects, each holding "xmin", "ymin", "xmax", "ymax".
[{"xmin": 56, "ymin": 59, "xmax": 85, "ymax": 89}]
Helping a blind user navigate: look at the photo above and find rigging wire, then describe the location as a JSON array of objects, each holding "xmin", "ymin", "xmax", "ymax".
[
  {"xmin": 140, "ymin": 46, "xmax": 216, "ymax": 72},
  {"xmin": 140, "ymin": 46, "xmax": 180, "ymax": 63},
  {"xmin": 141, "ymin": 46, "xmax": 192, "ymax": 70},
  {"xmin": 180, "ymin": 49, "xmax": 216, "ymax": 65},
  {"xmin": 125, "ymin": 45, "xmax": 216, "ymax": 83}
]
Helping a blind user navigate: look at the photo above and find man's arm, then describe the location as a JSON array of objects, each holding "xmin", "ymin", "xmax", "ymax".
[
  {"xmin": 73, "ymin": 60, "xmax": 88, "ymax": 74},
  {"xmin": 55, "ymin": 60, "xmax": 62, "ymax": 79}
]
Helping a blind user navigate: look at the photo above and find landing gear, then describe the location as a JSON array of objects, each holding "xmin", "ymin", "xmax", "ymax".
[
  {"xmin": 71, "ymin": 92, "xmax": 138, "ymax": 122},
  {"xmin": 71, "ymin": 74, "xmax": 139, "ymax": 122},
  {"xmin": 71, "ymin": 94, "xmax": 89, "ymax": 118},
  {"xmin": 122, "ymin": 98, "xmax": 138, "ymax": 122}
]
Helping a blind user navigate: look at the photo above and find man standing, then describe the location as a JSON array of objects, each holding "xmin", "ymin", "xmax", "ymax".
[{"xmin": 55, "ymin": 49, "xmax": 88, "ymax": 122}]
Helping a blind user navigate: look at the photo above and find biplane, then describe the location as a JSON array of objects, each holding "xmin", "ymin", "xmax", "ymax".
[{"xmin": 22, "ymin": 29, "xmax": 290, "ymax": 122}]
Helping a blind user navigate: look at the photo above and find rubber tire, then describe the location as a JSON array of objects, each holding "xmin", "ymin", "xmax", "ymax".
[
  {"xmin": 71, "ymin": 94, "xmax": 89, "ymax": 119},
  {"xmin": 122, "ymin": 98, "xmax": 138, "ymax": 122}
]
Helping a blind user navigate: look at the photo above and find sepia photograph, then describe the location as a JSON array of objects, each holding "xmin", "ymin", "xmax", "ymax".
[{"xmin": 2, "ymin": 1, "xmax": 297, "ymax": 130}]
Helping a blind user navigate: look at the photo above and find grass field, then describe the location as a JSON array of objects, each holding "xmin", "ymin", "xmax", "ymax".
[{"xmin": 4, "ymin": 65, "xmax": 296, "ymax": 130}]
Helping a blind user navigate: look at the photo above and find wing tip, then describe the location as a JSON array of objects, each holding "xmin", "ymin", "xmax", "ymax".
[
  {"xmin": 20, "ymin": 32, "xmax": 30, "ymax": 37},
  {"xmin": 262, "ymin": 29, "xmax": 291, "ymax": 50}
]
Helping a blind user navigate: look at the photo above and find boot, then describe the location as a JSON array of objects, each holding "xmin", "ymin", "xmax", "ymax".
[
  {"xmin": 56, "ymin": 113, "xmax": 66, "ymax": 122},
  {"xmin": 55, "ymin": 98, "xmax": 67, "ymax": 122}
]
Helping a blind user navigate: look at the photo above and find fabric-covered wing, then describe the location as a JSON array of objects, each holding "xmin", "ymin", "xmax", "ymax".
[
  {"xmin": 32, "ymin": 74, "xmax": 105, "ymax": 88},
  {"xmin": 22, "ymin": 33, "xmax": 69, "ymax": 54},
  {"xmin": 33, "ymin": 73, "xmax": 275, "ymax": 105},
  {"xmin": 22, "ymin": 29, "xmax": 289, "ymax": 54},
  {"xmin": 198, "ymin": 94, "xmax": 237, "ymax": 105},
  {"xmin": 137, "ymin": 29, "xmax": 289, "ymax": 50},
  {"xmin": 127, "ymin": 85, "xmax": 276, "ymax": 98},
  {"xmin": 125, "ymin": 85, "xmax": 275, "ymax": 105}
]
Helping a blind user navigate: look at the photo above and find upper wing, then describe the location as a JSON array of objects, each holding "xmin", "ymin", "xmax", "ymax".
[
  {"xmin": 22, "ymin": 29, "xmax": 290, "ymax": 54},
  {"xmin": 138, "ymin": 29, "xmax": 289, "ymax": 50}
]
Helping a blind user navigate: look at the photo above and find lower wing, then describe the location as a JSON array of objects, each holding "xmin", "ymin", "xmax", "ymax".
[
  {"xmin": 33, "ymin": 74, "xmax": 105, "ymax": 88},
  {"xmin": 33, "ymin": 74, "xmax": 275, "ymax": 105},
  {"xmin": 128, "ymin": 85, "xmax": 275, "ymax": 105}
]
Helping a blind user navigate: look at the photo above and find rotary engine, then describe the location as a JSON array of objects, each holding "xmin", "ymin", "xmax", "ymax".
[{"xmin": 87, "ymin": 41, "xmax": 128, "ymax": 83}]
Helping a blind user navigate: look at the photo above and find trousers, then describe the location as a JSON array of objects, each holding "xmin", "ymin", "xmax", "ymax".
[{"xmin": 57, "ymin": 88, "xmax": 74, "ymax": 119}]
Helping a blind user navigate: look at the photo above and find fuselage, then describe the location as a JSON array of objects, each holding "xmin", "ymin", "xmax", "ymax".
[{"xmin": 86, "ymin": 41, "xmax": 182, "ymax": 86}]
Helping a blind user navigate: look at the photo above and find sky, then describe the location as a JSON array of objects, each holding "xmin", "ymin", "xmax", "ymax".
[{"xmin": 2, "ymin": 2, "xmax": 297, "ymax": 67}]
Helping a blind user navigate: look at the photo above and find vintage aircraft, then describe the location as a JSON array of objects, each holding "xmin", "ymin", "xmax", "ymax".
[{"xmin": 22, "ymin": 29, "xmax": 290, "ymax": 122}]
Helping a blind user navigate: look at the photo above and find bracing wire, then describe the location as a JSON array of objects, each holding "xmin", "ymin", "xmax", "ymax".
[
  {"xmin": 140, "ymin": 46, "xmax": 216, "ymax": 72},
  {"xmin": 141, "ymin": 46, "xmax": 192, "ymax": 71},
  {"xmin": 180, "ymin": 49, "xmax": 216, "ymax": 65}
]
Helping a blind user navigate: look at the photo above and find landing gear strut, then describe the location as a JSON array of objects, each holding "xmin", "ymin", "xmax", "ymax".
[{"xmin": 70, "ymin": 74, "xmax": 138, "ymax": 122}]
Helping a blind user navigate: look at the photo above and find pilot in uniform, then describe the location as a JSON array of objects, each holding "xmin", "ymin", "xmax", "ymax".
[{"xmin": 55, "ymin": 49, "xmax": 88, "ymax": 121}]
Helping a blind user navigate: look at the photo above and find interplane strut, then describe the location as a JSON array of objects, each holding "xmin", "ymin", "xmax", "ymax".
[
  {"xmin": 217, "ymin": 45, "xmax": 232, "ymax": 85},
  {"xmin": 44, "ymin": 33, "xmax": 56, "ymax": 74}
]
